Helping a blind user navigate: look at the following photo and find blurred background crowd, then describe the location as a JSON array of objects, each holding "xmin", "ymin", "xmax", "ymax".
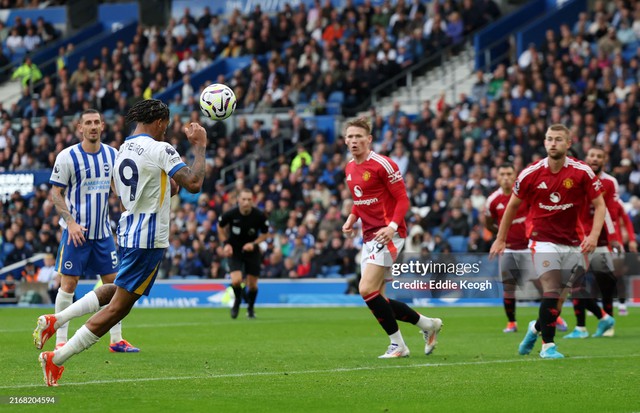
[{"xmin": 2, "ymin": 0, "xmax": 640, "ymax": 287}]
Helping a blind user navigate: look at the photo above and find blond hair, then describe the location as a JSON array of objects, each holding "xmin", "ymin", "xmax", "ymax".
[
  {"xmin": 343, "ymin": 117, "xmax": 371, "ymax": 135},
  {"xmin": 546, "ymin": 124, "xmax": 571, "ymax": 141}
]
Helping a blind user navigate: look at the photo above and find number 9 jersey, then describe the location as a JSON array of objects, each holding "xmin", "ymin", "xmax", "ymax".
[{"xmin": 114, "ymin": 134, "xmax": 186, "ymax": 249}]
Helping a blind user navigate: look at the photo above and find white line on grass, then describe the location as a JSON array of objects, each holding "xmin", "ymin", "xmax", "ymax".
[{"xmin": 3, "ymin": 354, "xmax": 639, "ymax": 390}]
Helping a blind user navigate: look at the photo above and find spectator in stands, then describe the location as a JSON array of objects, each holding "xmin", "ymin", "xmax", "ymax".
[
  {"xmin": 22, "ymin": 26, "xmax": 41, "ymax": 51},
  {"xmin": 21, "ymin": 260, "xmax": 39, "ymax": 282},
  {"xmin": 1, "ymin": 274, "xmax": 16, "ymax": 299},
  {"xmin": 5, "ymin": 27, "xmax": 23, "ymax": 52},
  {"xmin": 11, "ymin": 56, "xmax": 42, "ymax": 90},
  {"xmin": 5, "ymin": 233, "xmax": 33, "ymax": 266}
]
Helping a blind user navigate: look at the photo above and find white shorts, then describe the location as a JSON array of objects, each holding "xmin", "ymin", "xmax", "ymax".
[
  {"xmin": 499, "ymin": 248, "xmax": 534, "ymax": 283},
  {"xmin": 529, "ymin": 241, "xmax": 588, "ymax": 280},
  {"xmin": 588, "ymin": 246, "xmax": 614, "ymax": 273},
  {"xmin": 360, "ymin": 234, "xmax": 405, "ymax": 272}
]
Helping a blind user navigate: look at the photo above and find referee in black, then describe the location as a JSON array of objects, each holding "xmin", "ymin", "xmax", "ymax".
[{"xmin": 218, "ymin": 188, "xmax": 270, "ymax": 319}]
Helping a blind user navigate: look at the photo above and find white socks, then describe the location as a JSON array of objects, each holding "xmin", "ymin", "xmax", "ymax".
[
  {"xmin": 54, "ymin": 289, "xmax": 75, "ymax": 344},
  {"xmin": 416, "ymin": 315, "xmax": 436, "ymax": 331},
  {"xmin": 54, "ymin": 290, "xmax": 124, "ymax": 343},
  {"xmin": 389, "ymin": 331, "xmax": 406, "ymax": 346},
  {"xmin": 52, "ymin": 325, "xmax": 100, "ymax": 365},
  {"xmin": 55, "ymin": 290, "xmax": 100, "ymax": 329}
]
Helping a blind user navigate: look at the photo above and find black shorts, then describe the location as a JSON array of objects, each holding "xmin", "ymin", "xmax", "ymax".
[{"xmin": 228, "ymin": 251, "xmax": 261, "ymax": 276}]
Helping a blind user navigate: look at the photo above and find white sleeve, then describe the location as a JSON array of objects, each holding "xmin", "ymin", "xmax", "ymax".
[{"xmin": 50, "ymin": 151, "xmax": 70, "ymax": 187}]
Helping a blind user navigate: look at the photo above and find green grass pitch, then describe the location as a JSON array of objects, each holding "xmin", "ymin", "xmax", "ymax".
[{"xmin": 1, "ymin": 306, "xmax": 638, "ymax": 413}]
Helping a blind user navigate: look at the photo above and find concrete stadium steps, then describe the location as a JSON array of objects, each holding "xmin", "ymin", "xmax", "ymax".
[
  {"xmin": 0, "ymin": 81, "xmax": 23, "ymax": 108},
  {"xmin": 359, "ymin": 44, "xmax": 476, "ymax": 118}
]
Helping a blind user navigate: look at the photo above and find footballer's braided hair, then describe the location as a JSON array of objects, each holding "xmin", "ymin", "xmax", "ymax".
[{"xmin": 125, "ymin": 99, "xmax": 169, "ymax": 125}]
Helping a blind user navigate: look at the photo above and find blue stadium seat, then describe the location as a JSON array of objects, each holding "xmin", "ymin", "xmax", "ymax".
[
  {"xmin": 447, "ymin": 236, "xmax": 469, "ymax": 253},
  {"xmin": 327, "ymin": 91, "xmax": 344, "ymax": 104}
]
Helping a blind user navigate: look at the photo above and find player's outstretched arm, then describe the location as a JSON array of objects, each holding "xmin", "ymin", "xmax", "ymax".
[{"xmin": 173, "ymin": 123, "xmax": 207, "ymax": 193}]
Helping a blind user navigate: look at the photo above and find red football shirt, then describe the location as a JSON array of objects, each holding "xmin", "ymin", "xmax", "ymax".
[
  {"xmin": 578, "ymin": 171, "xmax": 617, "ymax": 246},
  {"xmin": 345, "ymin": 151, "xmax": 408, "ymax": 242},
  {"xmin": 513, "ymin": 157, "xmax": 603, "ymax": 246},
  {"xmin": 614, "ymin": 199, "xmax": 636, "ymax": 248},
  {"xmin": 485, "ymin": 188, "xmax": 529, "ymax": 250}
]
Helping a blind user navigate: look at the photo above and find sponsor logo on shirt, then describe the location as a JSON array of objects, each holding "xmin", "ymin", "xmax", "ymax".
[
  {"xmin": 537, "ymin": 181, "xmax": 547, "ymax": 189},
  {"xmin": 353, "ymin": 198, "xmax": 379, "ymax": 206},
  {"xmin": 550, "ymin": 192, "xmax": 561, "ymax": 203},
  {"xmin": 354, "ymin": 185, "xmax": 363, "ymax": 197},
  {"xmin": 538, "ymin": 202, "xmax": 574, "ymax": 211}
]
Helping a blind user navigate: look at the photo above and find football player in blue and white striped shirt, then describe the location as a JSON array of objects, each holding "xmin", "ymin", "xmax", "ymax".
[
  {"xmin": 35, "ymin": 99, "xmax": 207, "ymax": 386},
  {"xmin": 46, "ymin": 109, "xmax": 139, "ymax": 354}
]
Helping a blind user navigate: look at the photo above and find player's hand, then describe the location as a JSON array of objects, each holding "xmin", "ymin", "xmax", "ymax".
[
  {"xmin": 489, "ymin": 239, "xmax": 506, "ymax": 259},
  {"xmin": 223, "ymin": 244, "xmax": 233, "ymax": 257},
  {"xmin": 373, "ymin": 226, "xmax": 395, "ymax": 245},
  {"xmin": 580, "ymin": 235, "xmax": 598, "ymax": 254},
  {"xmin": 66, "ymin": 221, "xmax": 87, "ymax": 247},
  {"xmin": 342, "ymin": 214, "xmax": 357, "ymax": 238},
  {"xmin": 242, "ymin": 242, "xmax": 255, "ymax": 252},
  {"xmin": 628, "ymin": 240, "xmax": 638, "ymax": 253},
  {"xmin": 184, "ymin": 122, "xmax": 207, "ymax": 148},
  {"xmin": 610, "ymin": 240, "xmax": 622, "ymax": 256}
]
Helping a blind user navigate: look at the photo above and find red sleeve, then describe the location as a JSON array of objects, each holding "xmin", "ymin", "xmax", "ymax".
[
  {"xmin": 586, "ymin": 173, "xmax": 604, "ymax": 201},
  {"xmin": 380, "ymin": 158, "xmax": 410, "ymax": 225},
  {"xmin": 619, "ymin": 200, "xmax": 636, "ymax": 242},
  {"xmin": 351, "ymin": 203, "xmax": 359, "ymax": 219}
]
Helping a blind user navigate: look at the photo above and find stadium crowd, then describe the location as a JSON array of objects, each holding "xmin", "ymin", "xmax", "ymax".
[{"xmin": 2, "ymin": 0, "xmax": 640, "ymax": 283}]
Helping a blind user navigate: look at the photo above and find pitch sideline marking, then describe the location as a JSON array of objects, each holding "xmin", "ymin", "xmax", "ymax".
[{"xmin": 2, "ymin": 354, "xmax": 639, "ymax": 390}]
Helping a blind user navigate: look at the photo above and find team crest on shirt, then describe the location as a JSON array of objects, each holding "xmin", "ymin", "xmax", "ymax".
[
  {"xmin": 542, "ymin": 260, "xmax": 550, "ymax": 268},
  {"xmin": 362, "ymin": 171, "xmax": 371, "ymax": 181},
  {"xmin": 103, "ymin": 163, "xmax": 111, "ymax": 174},
  {"xmin": 563, "ymin": 178, "xmax": 574, "ymax": 189}
]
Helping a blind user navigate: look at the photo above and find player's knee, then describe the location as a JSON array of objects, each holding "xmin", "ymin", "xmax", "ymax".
[
  {"xmin": 60, "ymin": 275, "xmax": 79, "ymax": 293},
  {"xmin": 359, "ymin": 283, "xmax": 377, "ymax": 298},
  {"xmin": 95, "ymin": 284, "xmax": 117, "ymax": 305}
]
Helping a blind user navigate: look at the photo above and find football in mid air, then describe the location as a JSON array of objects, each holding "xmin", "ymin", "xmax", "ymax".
[{"xmin": 199, "ymin": 83, "xmax": 237, "ymax": 121}]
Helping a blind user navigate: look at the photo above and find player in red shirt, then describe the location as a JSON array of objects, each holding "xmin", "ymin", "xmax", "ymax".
[
  {"xmin": 341, "ymin": 117, "xmax": 442, "ymax": 358},
  {"xmin": 612, "ymin": 198, "xmax": 637, "ymax": 316},
  {"xmin": 564, "ymin": 146, "xmax": 618, "ymax": 338},
  {"xmin": 490, "ymin": 124, "xmax": 607, "ymax": 359},
  {"xmin": 486, "ymin": 163, "xmax": 549, "ymax": 333}
]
